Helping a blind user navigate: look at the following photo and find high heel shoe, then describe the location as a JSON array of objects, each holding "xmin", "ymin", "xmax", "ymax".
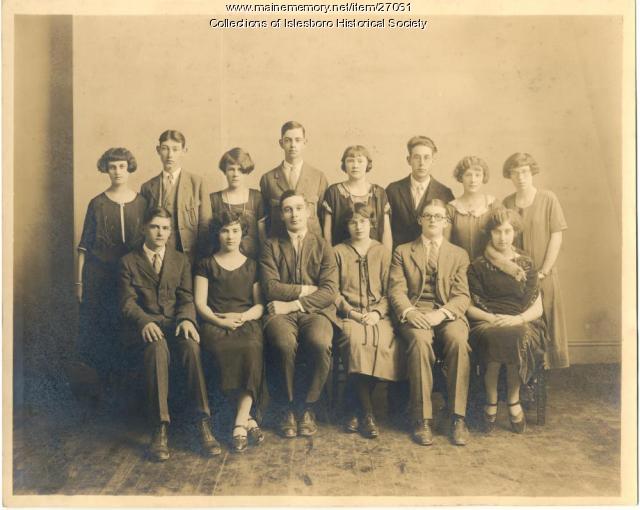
[
  {"xmin": 247, "ymin": 418, "xmax": 265, "ymax": 445},
  {"xmin": 483, "ymin": 402, "xmax": 497, "ymax": 434},
  {"xmin": 508, "ymin": 401, "xmax": 527, "ymax": 434},
  {"xmin": 232, "ymin": 425, "xmax": 248, "ymax": 452}
]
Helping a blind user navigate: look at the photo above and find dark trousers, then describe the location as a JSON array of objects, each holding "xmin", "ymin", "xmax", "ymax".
[
  {"xmin": 399, "ymin": 317, "xmax": 470, "ymax": 421},
  {"xmin": 264, "ymin": 312, "xmax": 333, "ymax": 406},
  {"xmin": 127, "ymin": 325, "xmax": 211, "ymax": 423}
]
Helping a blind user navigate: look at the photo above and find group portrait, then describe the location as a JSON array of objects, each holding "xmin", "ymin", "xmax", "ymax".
[{"xmin": 6, "ymin": 0, "xmax": 635, "ymax": 506}]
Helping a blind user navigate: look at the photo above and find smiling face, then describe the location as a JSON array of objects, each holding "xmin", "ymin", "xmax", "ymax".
[
  {"xmin": 144, "ymin": 216, "xmax": 172, "ymax": 251},
  {"xmin": 509, "ymin": 165, "xmax": 533, "ymax": 191},
  {"xmin": 418, "ymin": 203, "xmax": 448, "ymax": 239},
  {"xmin": 490, "ymin": 221, "xmax": 515, "ymax": 253},
  {"xmin": 107, "ymin": 160, "xmax": 129, "ymax": 186},
  {"xmin": 344, "ymin": 153, "xmax": 369, "ymax": 181},
  {"xmin": 279, "ymin": 128, "xmax": 306, "ymax": 164},
  {"xmin": 407, "ymin": 144, "xmax": 435, "ymax": 182},
  {"xmin": 461, "ymin": 166, "xmax": 484, "ymax": 194},
  {"xmin": 347, "ymin": 215, "xmax": 371, "ymax": 241},
  {"xmin": 280, "ymin": 194, "xmax": 309, "ymax": 233},
  {"xmin": 224, "ymin": 163, "xmax": 247, "ymax": 190},
  {"xmin": 156, "ymin": 139, "xmax": 185, "ymax": 173},
  {"xmin": 218, "ymin": 221, "xmax": 243, "ymax": 252}
]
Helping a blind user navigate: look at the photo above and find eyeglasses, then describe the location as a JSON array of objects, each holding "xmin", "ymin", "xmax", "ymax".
[{"xmin": 421, "ymin": 214, "xmax": 447, "ymax": 221}]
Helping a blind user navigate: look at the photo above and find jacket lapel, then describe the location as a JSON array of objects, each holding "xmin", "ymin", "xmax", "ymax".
[
  {"xmin": 175, "ymin": 171, "xmax": 186, "ymax": 212},
  {"xmin": 416, "ymin": 178, "xmax": 435, "ymax": 215},
  {"xmin": 274, "ymin": 164, "xmax": 291, "ymax": 194},
  {"xmin": 398, "ymin": 176, "xmax": 415, "ymax": 213},
  {"xmin": 436, "ymin": 239, "xmax": 454, "ymax": 302},
  {"xmin": 280, "ymin": 236, "xmax": 296, "ymax": 279},
  {"xmin": 295, "ymin": 163, "xmax": 309, "ymax": 193},
  {"xmin": 148, "ymin": 175, "xmax": 162, "ymax": 207},
  {"xmin": 158, "ymin": 247, "xmax": 178, "ymax": 288},
  {"xmin": 409, "ymin": 238, "xmax": 426, "ymax": 298},
  {"xmin": 135, "ymin": 246, "xmax": 160, "ymax": 285}
]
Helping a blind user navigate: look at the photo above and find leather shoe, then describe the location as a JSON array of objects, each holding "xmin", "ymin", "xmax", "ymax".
[
  {"xmin": 509, "ymin": 401, "xmax": 527, "ymax": 434},
  {"xmin": 148, "ymin": 422, "xmax": 170, "ymax": 462},
  {"xmin": 451, "ymin": 416, "xmax": 469, "ymax": 446},
  {"xmin": 412, "ymin": 419, "xmax": 433, "ymax": 446},
  {"xmin": 344, "ymin": 415, "xmax": 359, "ymax": 433},
  {"xmin": 247, "ymin": 423, "xmax": 265, "ymax": 445},
  {"xmin": 279, "ymin": 410, "xmax": 297, "ymax": 438},
  {"xmin": 360, "ymin": 414, "xmax": 379, "ymax": 439},
  {"xmin": 232, "ymin": 425, "xmax": 248, "ymax": 453},
  {"xmin": 298, "ymin": 408, "xmax": 318, "ymax": 437},
  {"xmin": 198, "ymin": 418, "xmax": 222, "ymax": 456}
]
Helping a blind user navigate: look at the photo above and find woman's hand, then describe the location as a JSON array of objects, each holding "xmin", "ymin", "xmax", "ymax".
[
  {"xmin": 213, "ymin": 313, "xmax": 243, "ymax": 331},
  {"xmin": 493, "ymin": 314, "xmax": 525, "ymax": 328}
]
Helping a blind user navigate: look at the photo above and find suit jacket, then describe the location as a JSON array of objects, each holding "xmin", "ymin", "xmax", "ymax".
[
  {"xmin": 260, "ymin": 231, "xmax": 338, "ymax": 325},
  {"xmin": 386, "ymin": 175, "xmax": 454, "ymax": 247},
  {"xmin": 259, "ymin": 162, "xmax": 328, "ymax": 238},
  {"xmin": 119, "ymin": 246, "xmax": 197, "ymax": 335},
  {"xmin": 140, "ymin": 171, "xmax": 212, "ymax": 261},
  {"xmin": 388, "ymin": 237, "xmax": 470, "ymax": 323}
]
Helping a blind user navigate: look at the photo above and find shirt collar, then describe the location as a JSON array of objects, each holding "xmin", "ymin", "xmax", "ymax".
[
  {"xmin": 162, "ymin": 168, "xmax": 181, "ymax": 182},
  {"xmin": 283, "ymin": 160, "xmax": 303, "ymax": 174},
  {"xmin": 421, "ymin": 234, "xmax": 443, "ymax": 248},
  {"xmin": 143, "ymin": 243, "xmax": 166, "ymax": 263},
  {"xmin": 287, "ymin": 229, "xmax": 308, "ymax": 243},
  {"xmin": 410, "ymin": 174, "xmax": 431, "ymax": 191}
]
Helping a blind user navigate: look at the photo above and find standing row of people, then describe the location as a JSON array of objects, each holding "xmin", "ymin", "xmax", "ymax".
[{"xmin": 76, "ymin": 121, "xmax": 568, "ymax": 460}]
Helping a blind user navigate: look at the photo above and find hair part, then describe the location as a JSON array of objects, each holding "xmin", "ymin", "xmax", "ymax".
[
  {"xmin": 218, "ymin": 147, "xmax": 255, "ymax": 174},
  {"xmin": 340, "ymin": 145, "xmax": 373, "ymax": 173},
  {"xmin": 158, "ymin": 129, "xmax": 186, "ymax": 148},
  {"xmin": 485, "ymin": 206, "xmax": 523, "ymax": 234},
  {"xmin": 97, "ymin": 147, "xmax": 137, "ymax": 173},
  {"xmin": 453, "ymin": 156, "xmax": 490, "ymax": 183},
  {"xmin": 143, "ymin": 206, "xmax": 172, "ymax": 225},
  {"xmin": 280, "ymin": 120, "xmax": 306, "ymax": 138},
  {"xmin": 407, "ymin": 135, "xmax": 438, "ymax": 155},
  {"xmin": 210, "ymin": 210, "xmax": 248, "ymax": 253},
  {"xmin": 419, "ymin": 198, "xmax": 449, "ymax": 218},
  {"xmin": 502, "ymin": 152, "xmax": 540, "ymax": 178},
  {"xmin": 279, "ymin": 188, "xmax": 305, "ymax": 208}
]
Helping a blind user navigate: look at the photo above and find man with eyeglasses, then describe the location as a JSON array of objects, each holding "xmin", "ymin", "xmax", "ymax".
[{"xmin": 389, "ymin": 199, "xmax": 472, "ymax": 447}]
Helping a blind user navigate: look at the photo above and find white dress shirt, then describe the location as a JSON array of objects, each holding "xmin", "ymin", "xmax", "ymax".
[
  {"xmin": 287, "ymin": 228, "xmax": 308, "ymax": 311},
  {"xmin": 143, "ymin": 243, "xmax": 166, "ymax": 270},
  {"xmin": 410, "ymin": 174, "xmax": 431, "ymax": 209},
  {"xmin": 283, "ymin": 160, "xmax": 303, "ymax": 189}
]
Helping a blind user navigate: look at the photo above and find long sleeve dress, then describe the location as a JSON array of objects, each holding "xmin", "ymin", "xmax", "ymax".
[
  {"xmin": 334, "ymin": 240, "xmax": 405, "ymax": 381},
  {"xmin": 504, "ymin": 189, "xmax": 569, "ymax": 369},
  {"xmin": 467, "ymin": 251, "xmax": 549, "ymax": 383},
  {"xmin": 77, "ymin": 192, "xmax": 147, "ymax": 379}
]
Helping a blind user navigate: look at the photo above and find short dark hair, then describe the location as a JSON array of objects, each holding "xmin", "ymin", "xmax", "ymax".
[
  {"xmin": 279, "ymin": 189, "xmax": 305, "ymax": 208},
  {"xmin": 407, "ymin": 135, "xmax": 438, "ymax": 155},
  {"xmin": 340, "ymin": 145, "xmax": 373, "ymax": 173},
  {"xmin": 158, "ymin": 130, "xmax": 186, "ymax": 148},
  {"xmin": 453, "ymin": 156, "xmax": 490, "ymax": 183},
  {"xmin": 344, "ymin": 202, "xmax": 374, "ymax": 223},
  {"xmin": 280, "ymin": 120, "xmax": 306, "ymax": 138},
  {"xmin": 218, "ymin": 147, "xmax": 255, "ymax": 174},
  {"xmin": 419, "ymin": 198, "xmax": 449, "ymax": 218},
  {"xmin": 502, "ymin": 152, "xmax": 540, "ymax": 178},
  {"xmin": 143, "ymin": 206, "xmax": 172, "ymax": 225},
  {"xmin": 485, "ymin": 206, "xmax": 523, "ymax": 234},
  {"xmin": 97, "ymin": 147, "xmax": 137, "ymax": 173},
  {"xmin": 210, "ymin": 210, "xmax": 248, "ymax": 253}
]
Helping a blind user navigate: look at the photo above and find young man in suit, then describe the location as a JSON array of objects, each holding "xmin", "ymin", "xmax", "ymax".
[
  {"xmin": 260, "ymin": 190, "xmax": 340, "ymax": 438},
  {"xmin": 260, "ymin": 121, "xmax": 328, "ymax": 238},
  {"xmin": 140, "ymin": 130, "xmax": 212, "ymax": 264},
  {"xmin": 386, "ymin": 136, "xmax": 455, "ymax": 248},
  {"xmin": 388, "ymin": 199, "xmax": 471, "ymax": 447},
  {"xmin": 119, "ymin": 207, "xmax": 221, "ymax": 461}
]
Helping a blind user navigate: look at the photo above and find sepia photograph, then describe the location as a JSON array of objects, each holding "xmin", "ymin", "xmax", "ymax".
[{"xmin": 3, "ymin": 0, "xmax": 636, "ymax": 505}]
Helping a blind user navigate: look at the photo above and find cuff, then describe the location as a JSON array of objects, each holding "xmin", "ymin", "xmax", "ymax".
[
  {"xmin": 440, "ymin": 307, "xmax": 455, "ymax": 321},
  {"xmin": 400, "ymin": 307, "xmax": 416, "ymax": 323},
  {"xmin": 295, "ymin": 300, "xmax": 305, "ymax": 313}
]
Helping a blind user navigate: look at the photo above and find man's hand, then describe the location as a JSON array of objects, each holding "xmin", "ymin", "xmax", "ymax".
[
  {"xmin": 267, "ymin": 300, "xmax": 298, "ymax": 315},
  {"xmin": 142, "ymin": 322, "xmax": 165, "ymax": 343},
  {"xmin": 493, "ymin": 314, "xmax": 525, "ymax": 328},
  {"xmin": 422, "ymin": 310, "xmax": 447, "ymax": 328},
  {"xmin": 361, "ymin": 311, "xmax": 381, "ymax": 326},
  {"xmin": 406, "ymin": 310, "xmax": 432, "ymax": 330},
  {"xmin": 299, "ymin": 285, "xmax": 319, "ymax": 297},
  {"xmin": 176, "ymin": 320, "xmax": 200, "ymax": 343}
]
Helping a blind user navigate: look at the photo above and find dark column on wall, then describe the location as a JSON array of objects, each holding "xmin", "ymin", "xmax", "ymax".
[{"xmin": 14, "ymin": 15, "xmax": 75, "ymax": 411}]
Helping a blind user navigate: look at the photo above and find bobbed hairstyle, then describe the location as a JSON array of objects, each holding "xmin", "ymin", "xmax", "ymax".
[
  {"xmin": 485, "ymin": 206, "xmax": 523, "ymax": 234},
  {"xmin": 453, "ymin": 156, "xmax": 490, "ymax": 183},
  {"xmin": 279, "ymin": 189, "xmax": 305, "ymax": 208},
  {"xmin": 97, "ymin": 147, "xmax": 137, "ymax": 173},
  {"xmin": 344, "ymin": 203, "xmax": 375, "ymax": 239},
  {"xmin": 143, "ymin": 206, "xmax": 172, "ymax": 225},
  {"xmin": 502, "ymin": 152, "xmax": 540, "ymax": 178},
  {"xmin": 210, "ymin": 210, "xmax": 248, "ymax": 253},
  {"xmin": 407, "ymin": 135, "xmax": 438, "ymax": 155},
  {"xmin": 218, "ymin": 147, "xmax": 255, "ymax": 174},
  {"xmin": 280, "ymin": 120, "xmax": 306, "ymax": 138},
  {"xmin": 158, "ymin": 130, "xmax": 186, "ymax": 148},
  {"xmin": 340, "ymin": 145, "xmax": 373, "ymax": 173}
]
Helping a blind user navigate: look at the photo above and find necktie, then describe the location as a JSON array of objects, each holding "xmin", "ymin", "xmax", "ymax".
[
  {"xmin": 289, "ymin": 167, "xmax": 298, "ymax": 189},
  {"xmin": 414, "ymin": 184, "xmax": 424, "ymax": 209},
  {"xmin": 427, "ymin": 240, "xmax": 438, "ymax": 272},
  {"xmin": 152, "ymin": 253, "xmax": 162, "ymax": 274},
  {"xmin": 167, "ymin": 173, "xmax": 174, "ymax": 187}
]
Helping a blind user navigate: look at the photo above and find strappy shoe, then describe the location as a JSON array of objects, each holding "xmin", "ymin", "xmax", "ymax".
[
  {"xmin": 247, "ymin": 419, "xmax": 265, "ymax": 445},
  {"xmin": 483, "ymin": 402, "xmax": 498, "ymax": 434},
  {"xmin": 508, "ymin": 401, "xmax": 527, "ymax": 434},
  {"xmin": 232, "ymin": 425, "xmax": 248, "ymax": 452}
]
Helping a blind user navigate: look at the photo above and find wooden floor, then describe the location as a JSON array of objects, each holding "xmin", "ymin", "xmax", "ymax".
[{"xmin": 13, "ymin": 364, "xmax": 620, "ymax": 498}]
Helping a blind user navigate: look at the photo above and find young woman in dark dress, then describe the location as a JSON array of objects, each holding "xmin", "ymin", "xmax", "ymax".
[
  {"xmin": 467, "ymin": 207, "xmax": 549, "ymax": 434},
  {"xmin": 210, "ymin": 148, "xmax": 265, "ymax": 260},
  {"xmin": 75, "ymin": 148, "xmax": 147, "ymax": 390},
  {"xmin": 194, "ymin": 211, "xmax": 265, "ymax": 452}
]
